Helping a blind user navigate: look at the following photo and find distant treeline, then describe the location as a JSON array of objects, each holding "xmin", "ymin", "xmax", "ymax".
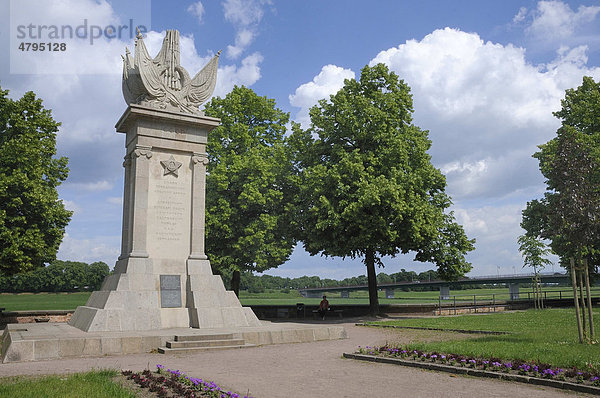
[
  {"xmin": 219, "ymin": 268, "xmax": 481, "ymax": 293},
  {"xmin": 2, "ymin": 264, "xmax": 510, "ymax": 294},
  {"xmin": 0, "ymin": 260, "xmax": 109, "ymax": 293}
]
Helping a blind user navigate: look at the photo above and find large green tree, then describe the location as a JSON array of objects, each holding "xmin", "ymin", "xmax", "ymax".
[
  {"xmin": 290, "ymin": 64, "xmax": 474, "ymax": 315},
  {"xmin": 204, "ymin": 86, "xmax": 296, "ymax": 296},
  {"xmin": 522, "ymin": 76, "xmax": 600, "ymax": 342},
  {"xmin": 0, "ymin": 88, "xmax": 72, "ymax": 276}
]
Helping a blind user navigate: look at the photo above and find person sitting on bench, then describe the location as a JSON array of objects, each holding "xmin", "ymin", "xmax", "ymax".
[{"xmin": 318, "ymin": 295, "xmax": 329, "ymax": 320}]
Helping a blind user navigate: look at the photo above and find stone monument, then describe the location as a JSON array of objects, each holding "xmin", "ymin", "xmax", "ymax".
[{"xmin": 70, "ymin": 30, "xmax": 261, "ymax": 332}]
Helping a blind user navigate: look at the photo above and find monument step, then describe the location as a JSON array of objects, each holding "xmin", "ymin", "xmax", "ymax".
[
  {"xmin": 174, "ymin": 333, "xmax": 234, "ymax": 342},
  {"xmin": 166, "ymin": 338, "xmax": 246, "ymax": 348},
  {"xmin": 157, "ymin": 343, "xmax": 256, "ymax": 354}
]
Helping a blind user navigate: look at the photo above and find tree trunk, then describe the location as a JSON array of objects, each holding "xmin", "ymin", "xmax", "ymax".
[
  {"xmin": 583, "ymin": 258, "xmax": 595, "ymax": 339},
  {"xmin": 231, "ymin": 269, "xmax": 241, "ymax": 297},
  {"xmin": 579, "ymin": 270, "xmax": 587, "ymax": 340},
  {"xmin": 537, "ymin": 275, "xmax": 544, "ymax": 309},
  {"xmin": 570, "ymin": 257, "xmax": 584, "ymax": 343},
  {"xmin": 365, "ymin": 249, "xmax": 380, "ymax": 316}
]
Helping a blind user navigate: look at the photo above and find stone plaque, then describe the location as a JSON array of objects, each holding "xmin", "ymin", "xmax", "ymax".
[{"xmin": 160, "ymin": 275, "xmax": 181, "ymax": 308}]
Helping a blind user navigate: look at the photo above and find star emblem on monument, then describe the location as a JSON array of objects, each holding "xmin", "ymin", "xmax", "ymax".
[{"xmin": 160, "ymin": 155, "xmax": 182, "ymax": 177}]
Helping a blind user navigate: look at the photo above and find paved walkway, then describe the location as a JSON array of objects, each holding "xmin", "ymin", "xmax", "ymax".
[{"xmin": 0, "ymin": 318, "xmax": 590, "ymax": 397}]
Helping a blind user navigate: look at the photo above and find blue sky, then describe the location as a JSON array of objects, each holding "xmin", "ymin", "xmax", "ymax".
[{"xmin": 1, "ymin": 0, "xmax": 600, "ymax": 280}]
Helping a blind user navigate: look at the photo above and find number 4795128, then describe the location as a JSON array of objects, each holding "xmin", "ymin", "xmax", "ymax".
[{"xmin": 18, "ymin": 42, "xmax": 66, "ymax": 51}]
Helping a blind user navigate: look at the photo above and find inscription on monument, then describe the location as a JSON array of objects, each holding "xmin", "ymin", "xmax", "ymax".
[
  {"xmin": 160, "ymin": 275, "xmax": 182, "ymax": 308},
  {"xmin": 147, "ymin": 153, "xmax": 191, "ymax": 259},
  {"xmin": 154, "ymin": 180, "xmax": 186, "ymax": 242}
]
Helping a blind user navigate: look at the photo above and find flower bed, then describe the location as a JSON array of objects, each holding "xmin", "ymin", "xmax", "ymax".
[
  {"xmin": 121, "ymin": 365, "xmax": 254, "ymax": 398},
  {"xmin": 354, "ymin": 345, "xmax": 600, "ymax": 388}
]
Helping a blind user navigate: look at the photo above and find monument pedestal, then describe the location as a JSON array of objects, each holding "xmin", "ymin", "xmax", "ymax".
[{"xmin": 70, "ymin": 105, "xmax": 261, "ymax": 332}]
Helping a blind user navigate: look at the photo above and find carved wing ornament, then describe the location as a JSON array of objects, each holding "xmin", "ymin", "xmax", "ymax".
[{"xmin": 122, "ymin": 29, "xmax": 220, "ymax": 115}]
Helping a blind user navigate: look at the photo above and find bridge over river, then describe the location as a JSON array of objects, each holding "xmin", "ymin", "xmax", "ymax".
[{"xmin": 298, "ymin": 272, "xmax": 571, "ymax": 300}]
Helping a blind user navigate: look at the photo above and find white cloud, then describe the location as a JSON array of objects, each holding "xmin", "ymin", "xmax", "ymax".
[
  {"xmin": 453, "ymin": 204, "xmax": 558, "ymax": 275},
  {"xmin": 223, "ymin": 0, "xmax": 264, "ymax": 26},
  {"xmin": 107, "ymin": 197, "xmax": 123, "ymax": 206},
  {"xmin": 8, "ymin": 0, "xmax": 144, "ymax": 75},
  {"xmin": 62, "ymin": 200, "xmax": 81, "ymax": 215},
  {"xmin": 214, "ymin": 52, "xmax": 263, "ymax": 97},
  {"xmin": 227, "ymin": 28, "xmax": 255, "ymax": 59},
  {"xmin": 513, "ymin": 7, "xmax": 528, "ymax": 23},
  {"xmin": 187, "ymin": 1, "xmax": 205, "ymax": 24},
  {"xmin": 57, "ymin": 233, "xmax": 120, "ymax": 266},
  {"xmin": 369, "ymin": 27, "xmax": 600, "ymax": 200},
  {"xmin": 289, "ymin": 65, "xmax": 355, "ymax": 128},
  {"xmin": 525, "ymin": 1, "xmax": 600, "ymax": 41},
  {"xmin": 63, "ymin": 180, "xmax": 114, "ymax": 192},
  {"xmin": 222, "ymin": 0, "xmax": 268, "ymax": 59},
  {"xmin": 455, "ymin": 205, "xmax": 522, "ymax": 243}
]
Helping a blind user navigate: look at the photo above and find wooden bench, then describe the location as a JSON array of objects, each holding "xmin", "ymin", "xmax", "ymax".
[{"xmin": 312, "ymin": 309, "xmax": 343, "ymax": 319}]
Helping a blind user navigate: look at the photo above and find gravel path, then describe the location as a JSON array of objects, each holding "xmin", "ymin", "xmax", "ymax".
[{"xmin": 0, "ymin": 318, "xmax": 591, "ymax": 397}]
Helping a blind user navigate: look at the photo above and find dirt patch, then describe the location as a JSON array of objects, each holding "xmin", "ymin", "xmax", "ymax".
[{"xmin": 113, "ymin": 374, "xmax": 158, "ymax": 398}]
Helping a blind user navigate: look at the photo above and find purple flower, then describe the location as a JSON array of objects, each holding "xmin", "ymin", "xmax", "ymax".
[{"xmin": 543, "ymin": 369, "xmax": 555, "ymax": 376}]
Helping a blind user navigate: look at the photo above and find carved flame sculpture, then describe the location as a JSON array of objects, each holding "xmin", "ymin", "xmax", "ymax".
[{"xmin": 122, "ymin": 29, "xmax": 220, "ymax": 114}]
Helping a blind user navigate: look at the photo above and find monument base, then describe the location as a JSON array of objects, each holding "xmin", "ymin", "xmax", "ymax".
[
  {"xmin": 70, "ymin": 257, "xmax": 261, "ymax": 332},
  {"xmin": 1, "ymin": 321, "xmax": 347, "ymax": 363}
]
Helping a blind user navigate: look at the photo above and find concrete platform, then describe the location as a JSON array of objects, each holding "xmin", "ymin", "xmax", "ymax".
[{"xmin": 1, "ymin": 321, "xmax": 346, "ymax": 363}]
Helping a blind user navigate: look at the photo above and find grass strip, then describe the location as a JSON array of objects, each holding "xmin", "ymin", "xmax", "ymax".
[
  {"xmin": 0, "ymin": 369, "xmax": 137, "ymax": 398},
  {"xmin": 367, "ymin": 309, "xmax": 600, "ymax": 369}
]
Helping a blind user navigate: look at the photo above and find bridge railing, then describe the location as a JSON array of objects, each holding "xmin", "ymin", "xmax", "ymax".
[
  {"xmin": 464, "ymin": 272, "xmax": 565, "ymax": 280},
  {"xmin": 432, "ymin": 288, "xmax": 600, "ymax": 315}
]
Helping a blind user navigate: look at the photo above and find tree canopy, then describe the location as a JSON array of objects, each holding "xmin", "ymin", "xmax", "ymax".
[
  {"xmin": 522, "ymin": 76, "xmax": 600, "ymax": 262},
  {"xmin": 517, "ymin": 234, "xmax": 552, "ymax": 273},
  {"xmin": 521, "ymin": 76, "xmax": 599, "ymax": 341},
  {"xmin": 289, "ymin": 64, "xmax": 474, "ymax": 314},
  {"xmin": 204, "ymin": 86, "xmax": 296, "ymax": 295},
  {"xmin": 0, "ymin": 88, "xmax": 72, "ymax": 276}
]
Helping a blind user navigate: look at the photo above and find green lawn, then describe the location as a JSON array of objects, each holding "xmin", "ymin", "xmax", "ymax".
[
  {"xmin": 368, "ymin": 308, "xmax": 600, "ymax": 369},
  {"xmin": 0, "ymin": 369, "xmax": 136, "ymax": 398},
  {"xmin": 1, "ymin": 287, "xmax": 597, "ymax": 310},
  {"xmin": 0, "ymin": 292, "xmax": 92, "ymax": 311}
]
